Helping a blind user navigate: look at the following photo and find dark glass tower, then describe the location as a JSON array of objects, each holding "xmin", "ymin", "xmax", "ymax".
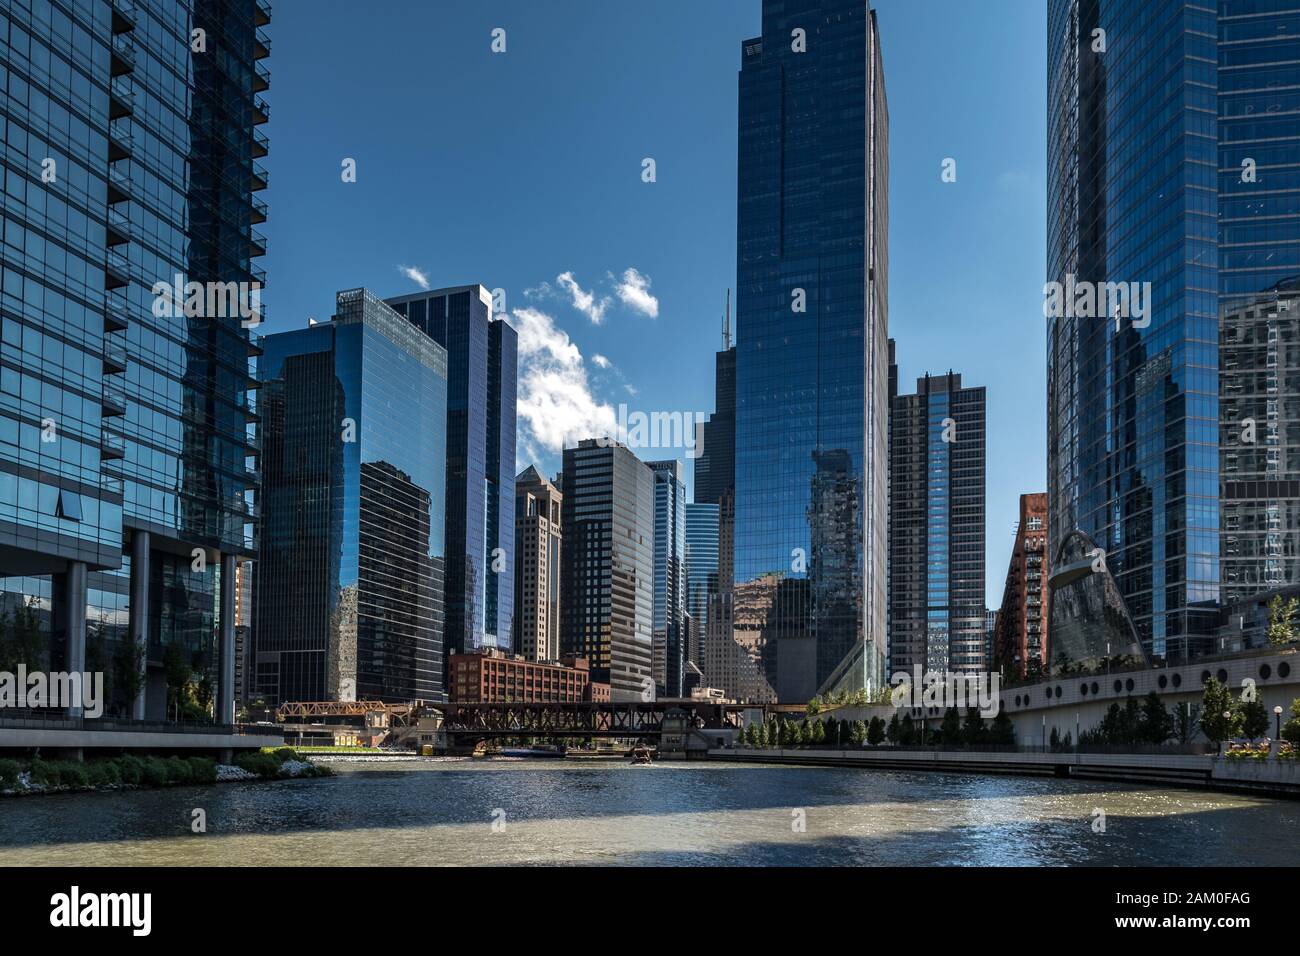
[
  {"xmin": 694, "ymin": 345, "xmax": 735, "ymax": 506},
  {"xmin": 560, "ymin": 439, "xmax": 654, "ymax": 701},
  {"xmin": 684, "ymin": 501, "xmax": 719, "ymax": 668},
  {"xmin": 386, "ymin": 286, "xmax": 516, "ymax": 661},
  {"xmin": 733, "ymin": 0, "xmax": 889, "ymax": 702},
  {"xmin": 256, "ymin": 290, "xmax": 447, "ymax": 704},
  {"xmin": 1047, "ymin": 0, "xmax": 1299, "ymax": 665},
  {"xmin": 888, "ymin": 366, "xmax": 986, "ymax": 676},
  {"xmin": 648, "ymin": 459, "xmax": 686, "ymax": 697},
  {"xmin": 0, "ymin": 0, "xmax": 267, "ymax": 725}
]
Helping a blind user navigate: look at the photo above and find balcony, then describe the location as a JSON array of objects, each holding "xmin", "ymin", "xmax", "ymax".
[
  {"xmin": 247, "ymin": 333, "xmax": 264, "ymax": 357},
  {"xmin": 252, "ymin": 128, "xmax": 269, "ymax": 159},
  {"xmin": 255, "ymin": 0, "xmax": 271, "ymax": 27},
  {"xmin": 108, "ymin": 123, "xmax": 132, "ymax": 162},
  {"xmin": 254, "ymin": 62, "xmax": 270, "ymax": 94},
  {"xmin": 250, "ymin": 263, "xmax": 266, "ymax": 286},
  {"xmin": 100, "ymin": 474, "xmax": 124, "ymax": 498},
  {"xmin": 106, "ymin": 205, "xmax": 130, "ymax": 246},
  {"xmin": 251, "ymin": 162, "xmax": 268, "ymax": 192},
  {"xmin": 244, "ymin": 431, "xmax": 261, "ymax": 454},
  {"xmin": 243, "ymin": 465, "xmax": 261, "ymax": 487},
  {"xmin": 110, "ymin": 34, "xmax": 135, "ymax": 75},
  {"xmin": 254, "ymin": 28, "xmax": 271, "ymax": 60},
  {"xmin": 107, "ymin": 162, "xmax": 130, "ymax": 205},
  {"xmin": 104, "ymin": 290, "xmax": 130, "ymax": 332},
  {"xmin": 104, "ymin": 248, "xmax": 129, "ymax": 289},
  {"xmin": 102, "ymin": 382, "xmax": 127, "ymax": 417},
  {"xmin": 252, "ymin": 97, "xmax": 269, "ymax": 125},
  {"xmin": 102, "ymin": 339, "xmax": 127, "ymax": 374},
  {"xmin": 109, "ymin": 77, "xmax": 134, "ymax": 119},
  {"xmin": 100, "ymin": 429, "xmax": 126, "ymax": 461},
  {"xmin": 249, "ymin": 228, "xmax": 266, "ymax": 258},
  {"xmin": 111, "ymin": 0, "xmax": 136, "ymax": 33}
]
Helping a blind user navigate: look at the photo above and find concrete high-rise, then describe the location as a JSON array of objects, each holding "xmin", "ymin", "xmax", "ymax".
[
  {"xmin": 732, "ymin": 0, "xmax": 890, "ymax": 702},
  {"xmin": 513, "ymin": 465, "xmax": 562, "ymax": 662},
  {"xmin": 0, "ymin": 0, "xmax": 269, "ymax": 731},
  {"xmin": 256, "ymin": 290, "xmax": 447, "ymax": 704},
  {"xmin": 560, "ymin": 440, "xmax": 654, "ymax": 701},
  {"xmin": 888, "ymin": 366, "xmax": 986, "ymax": 676},
  {"xmin": 385, "ymin": 286, "xmax": 517, "ymax": 659}
]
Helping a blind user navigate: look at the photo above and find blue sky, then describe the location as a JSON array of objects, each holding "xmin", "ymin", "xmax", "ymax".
[{"xmin": 261, "ymin": 0, "xmax": 1046, "ymax": 607}]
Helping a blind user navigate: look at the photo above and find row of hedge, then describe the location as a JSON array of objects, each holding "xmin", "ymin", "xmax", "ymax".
[{"xmin": 0, "ymin": 747, "xmax": 327, "ymax": 794}]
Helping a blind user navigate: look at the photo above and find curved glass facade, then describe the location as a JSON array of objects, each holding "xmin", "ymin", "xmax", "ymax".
[{"xmin": 1047, "ymin": 529, "xmax": 1148, "ymax": 673}]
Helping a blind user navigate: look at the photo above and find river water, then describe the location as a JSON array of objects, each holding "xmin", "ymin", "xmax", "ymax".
[{"xmin": 2, "ymin": 758, "xmax": 1297, "ymax": 866}]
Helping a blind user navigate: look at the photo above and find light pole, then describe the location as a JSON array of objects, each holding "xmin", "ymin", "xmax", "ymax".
[{"xmin": 1275, "ymin": 705, "xmax": 1284, "ymax": 740}]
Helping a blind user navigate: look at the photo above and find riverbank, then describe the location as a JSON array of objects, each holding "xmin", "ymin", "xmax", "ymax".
[
  {"xmin": 0, "ymin": 747, "xmax": 330, "ymax": 797},
  {"xmin": 710, "ymin": 747, "xmax": 1300, "ymax": 798}
]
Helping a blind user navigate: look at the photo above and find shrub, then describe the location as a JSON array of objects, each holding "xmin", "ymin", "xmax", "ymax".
[
  {"xmin": 163, "ymin": 756, "xmax": 192, "ymax": 785},
  {"xmin": 0, "ymin": 758, "xmax": 20, "ymax": 789},
  {"xmin": 140, "ymin": 757, "xmax": 170, "ymax": 787},
  {"xmin": 58, "ymin": 762, "xmax": 89, "ymax": 790},
  {"xmin": 235, "ymin": 751, "xmax": 282, "ymax": 779},
  {"xmin": 28, "ymin": 759, "xmax": 60, "ymax": 788},
  {"xmin": 271, "ymin": 748, "xmax": 300, "ymax": 764},
  {"xmin": 116, "ymin": 754, "xmax": 145, "ymax": 786},
  {"xmin": 186, "ymin": 757, "xmax": 217, "ymax": 784}
]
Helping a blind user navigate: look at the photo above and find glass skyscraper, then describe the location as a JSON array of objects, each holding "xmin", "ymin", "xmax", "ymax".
[
  {"xmin": 733, "ymin": 0, "xmax": 889, "ymax": 702},
  {"xmin": 648, "ymin": 458, "xmax": 686, "ymax": 697},
  {"xmin": 1047, "ymin": 0, "xmax": 1299, "ymax": 665},
  {"xmin": 0, "ymin": 0, "xmax": 266, "ymax": 725},
  {"xmin": 887, "ymin": 361, "xmax": 986, "ymax": 677},
  {"xmin": 684, "ymin": 501, "xmax": 718, "ymax": 670},
  {"xmin": 385, "ymin": 286, "xmax": 516, "ymax": 660},
  {"xmin": 256, "ymin": 289, "xmax": 447, "ymax": 704}
]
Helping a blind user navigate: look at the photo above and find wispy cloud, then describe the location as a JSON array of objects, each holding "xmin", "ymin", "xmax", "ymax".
[
  {"xmin": 614, "ymin": 267, "xmax": 658, "ymax": 318},
  {"xmin": 398, "ymin": 264, "xmax": 430, "ymax": 290},
  {"xmin": 591, "ymin": 353, "xmax": 611, "ymax": 369},
  {"xmin": 512, "ymin": 307, "xmax": 616, "ymax": 455},
  {"xmin": 556, "ymin": 271, "xmax": 610, "ymax": 325}
]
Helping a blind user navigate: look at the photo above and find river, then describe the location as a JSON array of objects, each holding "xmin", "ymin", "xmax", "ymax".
[{"xmin": 2, "ymin": 758, "xmax": 1297, "ymax": 866}]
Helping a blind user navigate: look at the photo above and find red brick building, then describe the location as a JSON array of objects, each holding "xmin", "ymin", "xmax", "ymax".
[
  {"xmin": 451, "ymin": 649, "xmax": 604, "ymax": 703},
  {"xmin": 993, "ymin": 493, "xmax": 1049, "ymax": 680}
]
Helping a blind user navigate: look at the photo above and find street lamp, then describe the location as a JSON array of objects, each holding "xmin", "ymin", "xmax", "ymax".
[{"xmin": 1275, "ymin": 705, "xmax": 1284, "ymax": 740}]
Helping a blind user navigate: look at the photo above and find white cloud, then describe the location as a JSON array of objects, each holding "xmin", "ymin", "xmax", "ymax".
[
  {"xmin": 556, "ymin": 271, "xmax": 610, "ymax": 325},
  {"xmin": 591, "ymin": 353, "xmax": 611, "ymax": 369},
  {"xmin": 398, "ymin": 265, "xmax": 430, "ymax": 290},
  {"xmin": 512, "ymin": 307, "xmax": 616, "ymax": 454},
  {"xmin": 614, "ymin": 267, "xmax": 658, "ymax": 318}
]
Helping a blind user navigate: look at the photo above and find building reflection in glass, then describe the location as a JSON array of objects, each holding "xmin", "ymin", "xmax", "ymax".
[
  {"xmin": 1047, "ymin": 529, "xmax": 1149, "ymax": 674},
  {"xmin": 256, "ymin": 290, "xmax": 447, "ymax": 704}
]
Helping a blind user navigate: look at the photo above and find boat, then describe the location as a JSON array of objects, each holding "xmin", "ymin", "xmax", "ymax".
[{"xmin": 628, "ymin": 744, "xmax": 653, "ymax": 765}]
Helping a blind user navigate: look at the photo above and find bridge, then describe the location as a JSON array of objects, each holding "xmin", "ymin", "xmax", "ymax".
[{"xmin": 426, "ymin": 701, "xmax": 745, "ymax": 740}]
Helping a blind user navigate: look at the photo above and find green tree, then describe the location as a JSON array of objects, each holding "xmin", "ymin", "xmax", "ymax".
[
  {"xmin": 1267, "ymin": 595, "xmax": 1298, "ymax": 646},
  {"xmin": 849, "ymin": 719, "xmax": 867, "ymax": 745},
  {"xmin": 111, "ymin": 637, "xmax": 146, "ymax": 718},
  {"xmin": 807, "ymin": 695, "xmax": 822, "ymax": 716},
  {"xmin": 1240, "ymin": 697, "xmax": 1270, "ymax": 740},
  {"xmin": 867, "ymin": 716, "xmax": 885, "ymax": 746},
  {"xmin": 163, "ymin": 641, "xmax": 192, "ymax": 722},
  {"xmin": 962, "ymin": 707, "xmax": 987, "ymax": 747},
  {"xmin": 1050, "ymin": 726, "xmax": 1061, "ymax": 750},
  {"xmin": 990, "ymin": 710, "xmax": 1015, "ymax": 745},
  {"xmin": 822, "ymin": 716, "xmax": 838, "ymax": 746},
  {"xmin": 1120, "ymin": 696, "xmax": 1143, "ymax": 746},
  {"xmin": 1173, "ymin": 701, "xmax": 1198, "ymax": 744},
  {"xmin": 899, "ymin": 713, "xmax": 917, "ymax": 746},
  {"xmin": 939, "ymin": 707, "xmax": 962, "ymax": 746},
  {"xmin": 1281, "ymin": 699, "xmax": 1300, "ymax": 745},
  {"xmin": 1140, "ymin": 691, "xmax": 1174, "ymax": 745},
  {"xmin": 811, "ymin": 716, "xmax": 826, "ymax": 745},
  {"xmin": 1200, "ymin": 677, "xmax": 1243, "ymax": 747},
  {"xmin": 886, "ymin": 712, "xmax": 901, "ymax": 744}
]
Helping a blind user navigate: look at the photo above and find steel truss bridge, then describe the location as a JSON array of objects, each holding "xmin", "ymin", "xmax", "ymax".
[{"xmin": 429, "ymin": 701, "xmax": 744, "ymax": 739}]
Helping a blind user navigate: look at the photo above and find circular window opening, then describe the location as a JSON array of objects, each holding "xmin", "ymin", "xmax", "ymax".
[
  {"xmin": 1260, "ymin": 664, "xmax": 1272, "ymax": 680},
  {"xmin": 1280, "ymin": 662, "xmax": 1291, "ymax": 678},
  {"xmin": 1201, "ymin": 670, "xmax": 1212, "ymax": 684},
  {"xmin": 1125, "ymin": 678, "xmax": 1135, "ymax": 692},
  {"xmin": 1217, "ymin": 668, "xmax": 1229, "ymax": 684},
  {"xmin": 1172, "ymin": 673, "xmax": 1182, "ymax": 688},
  {"xmin": 1158, "ymin": 675, "xmax": 1168, "ymax": 689},
  {"xmin": 1080, "ymin": 683, "xmax": 1088, "ymax": 696},
  {"xmin": 1091, "ymin": 682, "xmax": 1099, "ymax": 695},
  {"xmin": 1114, "ymin": 680, "xmax": 1123, "ymax": 694},
  {"xmin": 1055, "ymin": 686, "xmax": 1063, "ymax": 698}
]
